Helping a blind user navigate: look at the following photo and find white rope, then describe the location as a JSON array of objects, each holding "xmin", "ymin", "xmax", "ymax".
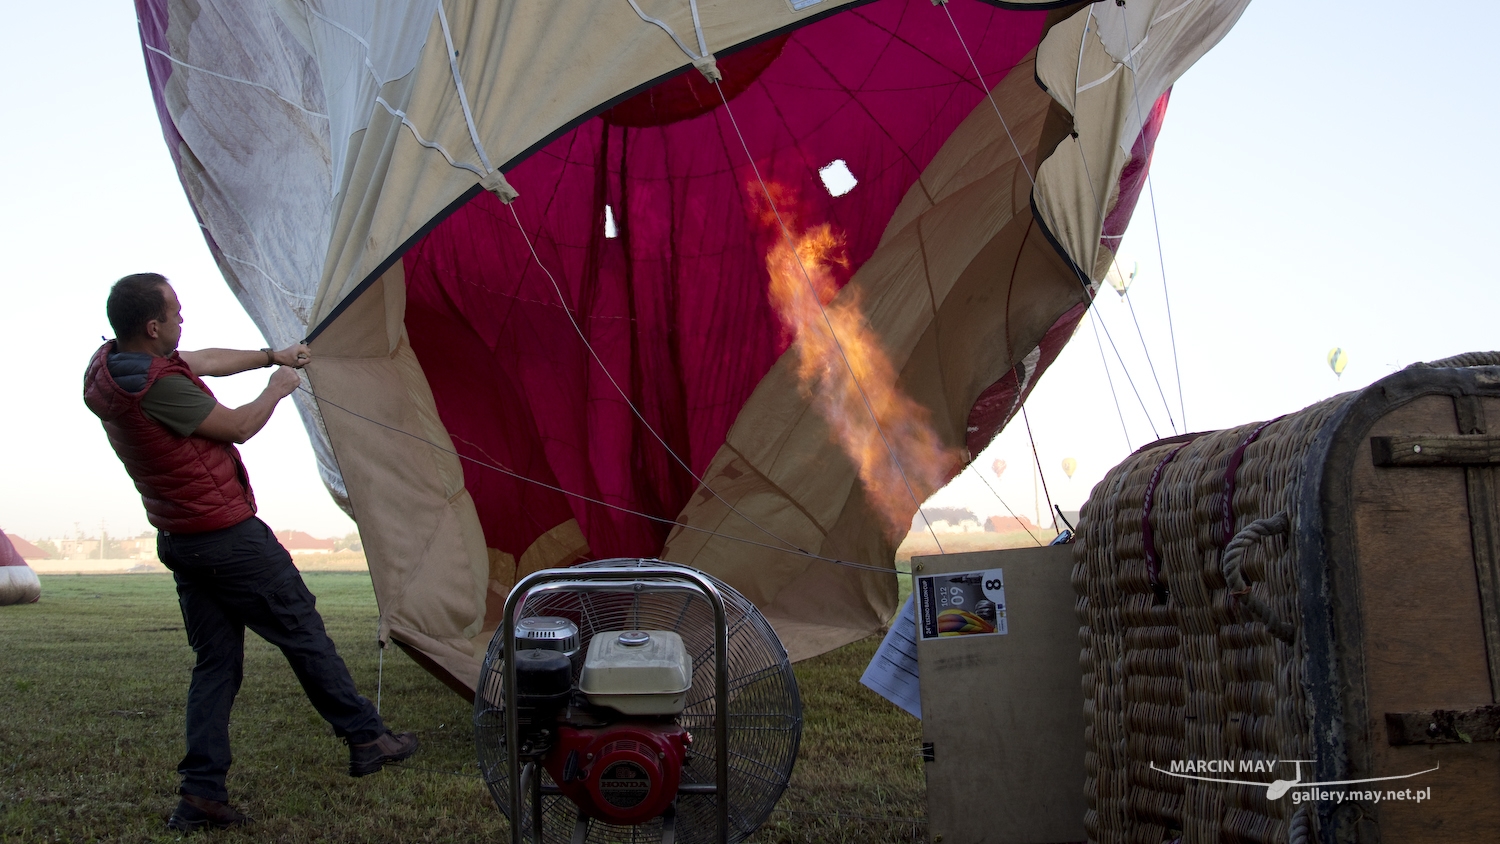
[
  {"xmin": 297, "ymin": 385, "xmax": 895, "ymax": 573},
  {"xmin": 308, "ymin": 9, "xmax": 373, "ymax": 53},
  {"xmin": 1119, "ymin": 8, "xmax": 1189, "ymax": 430},
  {"xmin": 939, "ymin": 5, "xmax": 1157, "ymax": 447},
  {"xmin": 373, "ymin": 96, "xmax": 486, "ymax": 178},
  {"xmin": 305, "ymin": 6, "xmax": 391, "ymax": 93},
  {"xmin": 436, "ymin": 2, "xmax": 495, "ymax": 174},
  {"xmin": 624, "ymin": 0, "xmax": 716, "ymax": 74},
  {"xmin": 711, "ymin": 82, "xmax": 946, "ymax": 555},
  {"xmin": 1074, "ymin": 7, "xmax": 1094, "ymax": 107},
  {"xmin": 1090, "ymin": 306, "xmax": 1133, "ymax": 451},
  {"xmin": 971, "ymin": 463, "xmax": 1043, "ymax": 547},
  {"xmin": 143, "ymin": 45, "xmax": 328, "ymax": 120},
  {"xmin": 500, "ymin": 202, "xmax": 829, "ymax": 560},
  {"xmin": 1123, "ymin": 291, "xmax": 1177, "ymax": 434},
  {"xmin": 220, "ymin": 251, "xmax": 315, "ymax": 302},
  {"xmin": 312, "ymin": 8, "xmax": 408, "ymax": 92},
  {"xmin": 1061, "ymin": 7, "xmax": 1173, "ymax": 438},
  {"xmin": 376, "ymin": 642, "xmax": 384, "ymax": 714},
  {"xmin": 942, "ymin": 2, "xmax": 1174, "ymax": 446},
  {"xmin": 1073, "ymin": 6, "xmax": 1181, "ymax": 437},
  {"xmin": 1070, "ymin": 11, "xmax": 1115, "ymax": 264},
  {"xmin": 938, "ymin": 1, "xmax": 1034, "ymax": 185}
]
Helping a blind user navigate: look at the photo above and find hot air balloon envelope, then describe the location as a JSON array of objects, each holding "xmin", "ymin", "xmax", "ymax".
[
  {"xmin": 136, "ymin": 0, "xmax": 1251, "ymax": 693},
  {"xmin": 0, "ymin": 532, "xmax": 40, "ymax": 606}
]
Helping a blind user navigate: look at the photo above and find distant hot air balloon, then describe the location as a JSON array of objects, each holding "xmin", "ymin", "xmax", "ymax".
[
  {"xmin": 1105, "ymin": 259, "xmax": 1138, "ymax": 300},
  {"xmin": 991, "ymin": 459, "xmax": 1007, "ymax": 481},
  {"xmin": 0, "ymin": 531, "xmax": 40, "ymax": 606},
  {"xmin": 1061, "ymin": 457, "xmax": 1077, "ymax": 479},
  {"xmin": 1328, "ymin": 348, "xmax": 1349, "ymax": 378}
]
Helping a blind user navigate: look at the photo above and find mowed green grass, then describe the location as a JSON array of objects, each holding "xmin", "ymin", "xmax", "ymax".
[{"xmin": 0, "ymin": 574, "xmax": 924, "ymax": 843}]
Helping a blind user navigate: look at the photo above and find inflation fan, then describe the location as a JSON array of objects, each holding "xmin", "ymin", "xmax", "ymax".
[{"xmin": 474, "ymin": 560, "xmax": 801, "ymax": 843}]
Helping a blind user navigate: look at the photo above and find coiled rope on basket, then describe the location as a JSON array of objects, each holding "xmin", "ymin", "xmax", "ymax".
[
  {"xmin": 1287, "ymin": 804, "xmax": 1312, "ymax": 844},
  {"xmin": 1220, "ymin": 512, "xmax": 1296, "ymax": 643}
]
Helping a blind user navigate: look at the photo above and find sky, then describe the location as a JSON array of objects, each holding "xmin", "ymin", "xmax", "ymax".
[{"xmin": 1, "ymin": 1, "xmax": 1495, "ymax": 543}]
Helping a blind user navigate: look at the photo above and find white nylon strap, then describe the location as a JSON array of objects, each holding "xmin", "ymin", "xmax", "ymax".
[
  {"xmin": 436, "ymin": 2, "xmax": 519, "ymax": 201},
  {"xmin": 625, "ymin": 0, "xmax": 721, "ymax": 81}
]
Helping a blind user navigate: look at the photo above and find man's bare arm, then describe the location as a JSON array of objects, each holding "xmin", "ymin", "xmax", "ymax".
[
  {"xmin": 194, "ymin": 367, "xmax": 302, "ymax": 444},
  {"xmin": 181, "ymin": 343, "xmax": 310, "ymax": 377}
]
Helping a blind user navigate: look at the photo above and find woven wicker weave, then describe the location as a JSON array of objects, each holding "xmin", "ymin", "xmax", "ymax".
[{"xmin": 1074, "ymin": 396, "xmax": 1350, "ymax": 844}]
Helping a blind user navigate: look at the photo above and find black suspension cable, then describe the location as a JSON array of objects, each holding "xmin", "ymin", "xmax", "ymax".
[
  {"xmin": 971, "ymin": 464, "xmax": 1043, "ymax": 547},
  {"xmin": 1021, "ymin": 407, "xmax": 1056, "ymax": 531},
  {"xmin": 1090, "ymin": 311, "xmax": 1133, "ymax": 450},
  {"xmin": 1124, "ymin": 290, "xmax": 1178, "ymax": 434}
]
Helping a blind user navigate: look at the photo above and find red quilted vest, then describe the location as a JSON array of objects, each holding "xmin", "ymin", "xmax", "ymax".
[{"xmin": 83, "ymin": 341, "xmax": 257, "ymax": 532}]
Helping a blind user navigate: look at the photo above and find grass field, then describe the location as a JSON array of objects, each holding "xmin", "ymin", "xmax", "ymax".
[{"xmin": 0, "ymin": 574, "xmax": 925, "ymax": 843}]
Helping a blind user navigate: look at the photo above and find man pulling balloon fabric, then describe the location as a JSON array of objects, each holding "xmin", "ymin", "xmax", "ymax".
[{"xmin": 82, "ymin": 273, "xmax": 417, "ymax": 832}]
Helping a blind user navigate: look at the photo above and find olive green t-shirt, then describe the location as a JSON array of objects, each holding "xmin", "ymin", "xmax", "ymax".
[
  {"xmin": 142, "ymin": 375, "xmax": 219, "ymax": 437},
  {"xmin": 106, "ymin": 352, "xmax": 218, "ymax": 437}
]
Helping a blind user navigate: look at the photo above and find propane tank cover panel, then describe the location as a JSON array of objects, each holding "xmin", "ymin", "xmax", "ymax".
[
  {"xmin": 580, "ymin": 630, "xmax": 694, "ymax": 715},
  {"xmin": 915, "ymin": 545, "xmax": 1087, "ymax": 843}
]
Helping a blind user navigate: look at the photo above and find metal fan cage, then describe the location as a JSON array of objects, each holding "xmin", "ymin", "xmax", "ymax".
[{"xmin": 474, "ymin": 559, "xmax": 802, "ymax": 844}]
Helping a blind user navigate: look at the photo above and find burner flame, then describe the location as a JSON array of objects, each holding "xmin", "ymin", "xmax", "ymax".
[{"xmin": 756, "ymin": 188, "xmax": 961, "ymax": 540}]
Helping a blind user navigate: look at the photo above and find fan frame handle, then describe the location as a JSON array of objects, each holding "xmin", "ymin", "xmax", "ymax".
[{"xmin": 501, "ymin": 563, "xmax": 731, "ymax": 844}]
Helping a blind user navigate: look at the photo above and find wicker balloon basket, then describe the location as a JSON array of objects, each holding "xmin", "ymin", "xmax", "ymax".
[{"xmin": 1073, "ymin": 353, "xmax": 1500, "ymax": 844}]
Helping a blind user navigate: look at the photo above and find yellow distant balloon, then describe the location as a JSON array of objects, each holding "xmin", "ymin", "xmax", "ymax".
[
  {"xmin": 991, "ymin": 458, "xmax": 1007, "ymax": 480},
  {"xmin": 1061, "ymin": 457, "xmax": 1077, "ymax": 479},
  {"xmin": 1328, "ymin": 347, "xmax": 1349, "ymax": 378},
  {"xmin": 1105, "ymin": 259, "xmax": 1138, "ymax": 300}
]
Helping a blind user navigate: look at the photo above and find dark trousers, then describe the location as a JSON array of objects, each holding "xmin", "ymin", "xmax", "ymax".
[{"xmin": 158, "ymin": 517, "xmax": 384, "ymax": 802}]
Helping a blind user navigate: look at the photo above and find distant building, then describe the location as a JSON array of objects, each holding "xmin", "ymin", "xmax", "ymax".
[
  {"xmin": 54, "ymin": 532, "xmax": 158, "ymax": 561},
  {"xmin": 58, "ymin": 538, "xmax": 102, "ymax": 560},
  {"xmin": 985, "ymin": 515, "xmax": 1040, "ymax": 533},
  {"xmin": 4, "ymin": 533, "xmax": 49, "ymax": 560},
  {"xmin": 913, "ymin": 507, "xmax": 980, "ymax": 534},
  {"xmin": 275, "ymin": 530, "xmax": 336, "ymax": 554},
  {"xmin": 114, "ymin": 535, "xmax": 158, "ymax": 560}
]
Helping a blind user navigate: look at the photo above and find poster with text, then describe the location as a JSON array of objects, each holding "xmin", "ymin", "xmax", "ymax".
[{"xmin": 916, "ymin": 569, "xmax": 1007, "ymax": 639}]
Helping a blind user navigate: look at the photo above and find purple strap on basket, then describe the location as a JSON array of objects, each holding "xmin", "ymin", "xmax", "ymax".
[
  {"xmin": 1141, "ymin": 442, "xmax": 1191, "ymax": 604},
  {"xmin": 1220, "ymin": 416, "xmax": 1286, "ymax": 546}
]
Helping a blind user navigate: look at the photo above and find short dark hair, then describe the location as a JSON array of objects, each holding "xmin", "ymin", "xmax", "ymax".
[{"xmin": 107, "ymin": 273, "xmax": 169, "ymax": 341}]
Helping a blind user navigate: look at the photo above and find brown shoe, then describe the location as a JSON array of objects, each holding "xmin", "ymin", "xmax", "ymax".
[
  {"xmin": 166, "ymin": 793, "xmax": 253, "ymax": 832},
  {"xmin": 348, "ymin": 730, "xmax": 419, "ymax": 777}
]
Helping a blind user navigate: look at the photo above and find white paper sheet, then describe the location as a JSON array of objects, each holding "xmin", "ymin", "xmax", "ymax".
[{"xmin": 859, "ymin": 594, "xmax": 921, "ymax": 718}]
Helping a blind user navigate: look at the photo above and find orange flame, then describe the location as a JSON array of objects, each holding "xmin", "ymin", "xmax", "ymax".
[{"xmin": 757, "ymin": 188, "xmax": 962, "ymax": 540}]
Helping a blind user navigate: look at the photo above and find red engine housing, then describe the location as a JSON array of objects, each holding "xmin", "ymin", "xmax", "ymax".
[{"xmin": 544, "ymin": 721, "xmax": 692, "ymax": 825}]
